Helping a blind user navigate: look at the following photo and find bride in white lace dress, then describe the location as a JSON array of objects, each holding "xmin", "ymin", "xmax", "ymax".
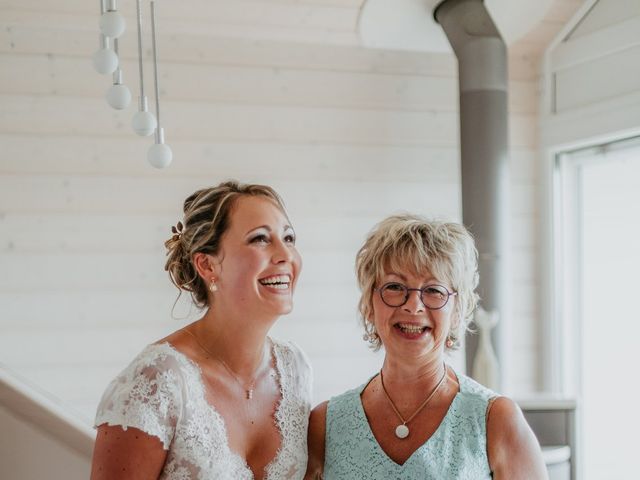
[{"xmin": 91, "ymin": 181, "xmax": 312, "ymax": 480}]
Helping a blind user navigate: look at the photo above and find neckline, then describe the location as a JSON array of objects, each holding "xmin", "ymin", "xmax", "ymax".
[
  {"xmin": 153, "ymin": 339, "xmax": 287, "ymax": 479},
  {"xmin": 355, "ymin": 367, "xmax": 461, "ymax": 468}
]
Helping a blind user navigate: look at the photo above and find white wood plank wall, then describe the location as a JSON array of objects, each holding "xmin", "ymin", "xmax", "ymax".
[{"xmin": 0, "ymin": 0, "xmax": 542, "ymax": 421}]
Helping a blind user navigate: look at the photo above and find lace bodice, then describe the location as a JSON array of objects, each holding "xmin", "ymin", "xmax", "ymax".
[
  {"xmin": 324, "ymin": 370, "xmax": 496, "ymax": 479},
  {"xmin": 95, "ymin": 339, "xmax": 312, "ymax": 480}
]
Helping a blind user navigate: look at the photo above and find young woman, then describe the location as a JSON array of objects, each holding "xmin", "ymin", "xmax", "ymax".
[{"xmin": 91, "ymin": 181, "xmax": 312, "ymax": 480}]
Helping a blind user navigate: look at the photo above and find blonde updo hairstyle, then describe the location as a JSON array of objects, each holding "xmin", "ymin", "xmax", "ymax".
[
  {"xmin": 164, "ymin": 180, "xmax": 287, "ymax": 308},
  {"xmin": 355, "ymin": 214, "xmax": 479, "ymax": 351}
]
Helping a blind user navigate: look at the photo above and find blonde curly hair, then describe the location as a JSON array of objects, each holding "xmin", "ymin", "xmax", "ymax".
[{"xmin": 355, "ymin": 214, "xmax": 479, "ymax": 351}]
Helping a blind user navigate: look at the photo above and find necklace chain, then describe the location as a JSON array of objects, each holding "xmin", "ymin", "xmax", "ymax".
[
  {"xmin": 183, "ymin": 328, "xmax": 264, "ymax": 400},
  {"xmin": 379, "ymin": 365, "xmax": 448, "ymax": 433}
]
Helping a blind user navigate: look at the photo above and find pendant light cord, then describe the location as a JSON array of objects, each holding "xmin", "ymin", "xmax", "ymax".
[
  {"xmin": 150, "ymin": 0, "xmax": 161, "ymax": 129},
  {"xmin": 135, "ymin": 0, "xmax": 145, "ymax": 99}
]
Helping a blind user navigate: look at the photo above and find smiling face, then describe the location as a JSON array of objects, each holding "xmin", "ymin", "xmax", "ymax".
[
  {"xmin": 211, "ymin": 195, "xmax": 302, "ymax": 319},
  {"xmin": 371, "ymin": 268, "xmax": 457, "ymax": 360}
]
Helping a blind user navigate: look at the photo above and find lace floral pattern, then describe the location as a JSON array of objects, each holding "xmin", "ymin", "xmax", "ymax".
[
  {"xmin": 95, "ymin": 339, "xmax": 312, "ymax": 480},
  {"xmin": 324, "ymin": 370, "xmax": 496, "ymax": 479}
]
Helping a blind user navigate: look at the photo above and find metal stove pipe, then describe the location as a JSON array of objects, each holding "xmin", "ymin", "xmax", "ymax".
[{"xmin": 434, "ymin": 0, "xmax": 509, "ymax": 390}]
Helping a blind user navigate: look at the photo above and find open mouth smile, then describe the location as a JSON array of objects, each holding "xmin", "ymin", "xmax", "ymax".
[
  {"xmin": 258, "ymin": 274, "xmax": 292, "ymax": 290},
  {"xmin": 394, "ymin": 322, "xmax": 432, "ymax": 338}
]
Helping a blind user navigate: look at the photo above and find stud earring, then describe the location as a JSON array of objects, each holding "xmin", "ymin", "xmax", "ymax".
[
  {"xmin": 209, "ymin": 280, "xmax": 218, "ymax": 293},
  {"xmin": 445, "ymin": 336, "xmax": 455, "ymax": 348}
]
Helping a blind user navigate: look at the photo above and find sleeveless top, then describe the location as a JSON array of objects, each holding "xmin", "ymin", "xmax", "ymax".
[
  {"xmin": 94, "ymin": 339, "xmax": 312, "ymax": 480},
  {"xmin": 324, "ymin": 370, "xmax": 496, "ymax": 479}
]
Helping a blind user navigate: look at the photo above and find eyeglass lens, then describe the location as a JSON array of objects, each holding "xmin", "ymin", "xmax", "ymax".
[{"xmin": 380, "ymin": 283, "xmax": 450, "ymax": 309}]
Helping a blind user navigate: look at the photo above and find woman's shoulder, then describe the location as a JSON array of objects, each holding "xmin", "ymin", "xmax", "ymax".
[
  {"xmin": 455, "ymin": 370, "xmax": 499, "ymax": 402},
  {"xmin": 95, "ymin": 343, "xmax": 194, "ymax": 448},
  {"xmin": 121, "ymin": 342, "xmax": 194, "ymax": 379},
  {"xmin": 271, "ymin": 337, "xmax": 312, "ymax": 374},
  {"xmin": 326, "ymin": 380, "xmax": 370, "ymax": 418}
]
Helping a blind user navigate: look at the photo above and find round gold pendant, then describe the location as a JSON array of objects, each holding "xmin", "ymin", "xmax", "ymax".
[{"xmin": 395, "ymin": 424, "xmax": 409, "ymax": 439}]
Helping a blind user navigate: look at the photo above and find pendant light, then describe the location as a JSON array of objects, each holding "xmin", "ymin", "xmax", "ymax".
[
  {"xmin": 93, "ymin": 0, "xmax": 172, "ymax": 167},
  {"xmin": 105, "ymin": 39, "xmax": 132, "ymax": 109},
  {"xmin": 147, "ymin": 0, "xmax": 172, "ymax": 169},
  {"xmin": 132, "ymin": 0, "xmax": 157, "ymax": 136},
  {"xmin": 99, "ymin": 0, "xmax": 126, "ymax": 39},
  {"xmin": 92, "ymin": 0, "xmax": 118, "ymax": 75}
]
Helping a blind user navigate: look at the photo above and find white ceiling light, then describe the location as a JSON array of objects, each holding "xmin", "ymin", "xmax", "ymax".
[
  {"xmin": 92, "ymin": 0, "xmax": 171, "ymax": 167},
  {"xmin": 99, "ymin": 0, "xmax": 126, "ymax": 39},
  {"xmin": 105, "ymin": 39, "xmax": 131, "ymax": 110},
  {"xmin": 92, "ymin": 40, "xmax": 118, "ymax": 75},
  {"xmin": 147, "ymin": 0, "xmax": 172, "ymax": 169}
]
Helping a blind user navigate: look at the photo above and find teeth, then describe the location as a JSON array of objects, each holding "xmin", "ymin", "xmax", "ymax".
[
  {"xmin": 259, "ymin": 275, "xmax": 290, "ymax": 286},
  {"xmin": 397, "ymin": 323, "xmax": 427, "ymax": 334}
]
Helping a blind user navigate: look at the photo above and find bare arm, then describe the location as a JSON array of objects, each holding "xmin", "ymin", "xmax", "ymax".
[
  {"xmin": 90, "ymin": 424, "xmax": 168, "ymax": 480},
  {"xmin": 487, "ymin": 397, "xmax": 549, "ymax": 480},
  {"xmin": 304, "ymin": 401, "xmax": 328, "ymax": 480}
]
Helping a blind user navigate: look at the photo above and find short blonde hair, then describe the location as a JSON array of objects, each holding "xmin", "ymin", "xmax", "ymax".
[{"xmin": 355, "ymin": 214, "xmax": 479, "ymax": 350}]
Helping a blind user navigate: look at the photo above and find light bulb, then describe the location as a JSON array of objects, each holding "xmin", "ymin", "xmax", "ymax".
[
  {"xmin": 148, "ymin": 143, "xmax": 173, "ymax": 169},
  {"xmin": 106, "ymin": 84, "xmax": 131, "ymax": 110},
  {"xmin": 100, "ymin": 11, "xmax": 126, "ymax": 38},
  {"xmin": 92, "ymin": 48, "xmax": 118, "ymax": 75},
  {"xmin": 132, "ymin": 111, "xmax": 157, "ymax": 136}
]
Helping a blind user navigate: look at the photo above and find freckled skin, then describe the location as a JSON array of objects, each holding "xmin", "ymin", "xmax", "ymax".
[{"xmin": 91, "ymin": 426, "xmax": 167, "ymax": 480}]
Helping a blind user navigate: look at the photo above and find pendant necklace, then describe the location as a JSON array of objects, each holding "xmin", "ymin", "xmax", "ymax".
[
  {"xmin": 183, "ymin": 328, "xmax": 264, "ymax": 400},
  {"xmin": 379, "ymin": 365, "xmax": 448, "ymax": 439}
]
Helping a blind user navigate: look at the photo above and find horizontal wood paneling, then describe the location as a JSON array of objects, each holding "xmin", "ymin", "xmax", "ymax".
[
  {"xmin": 0, "ymin": 134, "xmax": 538, "ymax": 180},
  {"xmin": 552, "ymin": 15, "xmax": 640, "ymax": 70},
  {"xmin": 3, "ymin": 0, "xmax": 362, "ymax": 32},
  {"xmin": 0, "ymin": 6, "xmax": 360, "ymax": 47},
  {"xmin": 0, "ymin": 53, "xmax": 539, "ymax": 114},
  {"xmin": 0, "ymin": 176, "xmax": 463, "ymax": 215},
  {"xmin": 555, "ymin": 44, "xmax": 640, "ymax": 112},
  {"xmin": 0, "ymin": 94, "xmax": 538, "ymax": 147},
  {"xmin": 0, "ymin": 19, "xmax": 539, "ymax": 81}
]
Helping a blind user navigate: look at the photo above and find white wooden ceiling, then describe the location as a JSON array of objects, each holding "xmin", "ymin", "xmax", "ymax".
[{"xmin": 5, "ymin": 0, "xmax": 584, "ymax": 55}]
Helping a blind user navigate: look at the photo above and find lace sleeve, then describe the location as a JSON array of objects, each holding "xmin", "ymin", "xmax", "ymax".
[{"xmin": 94, "ymin": 345, "xmax": 183, "ymax": 450}]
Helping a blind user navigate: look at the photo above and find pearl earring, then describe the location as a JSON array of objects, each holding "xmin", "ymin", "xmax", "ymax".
[{"xmin": 209, "ymin": 280, "xmax": 218, "ymax": 293}]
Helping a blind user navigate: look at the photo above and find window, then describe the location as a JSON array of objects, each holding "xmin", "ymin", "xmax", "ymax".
[{"xmin": 554, "ymin": 136, "xmax": 640, "ymax": 479}]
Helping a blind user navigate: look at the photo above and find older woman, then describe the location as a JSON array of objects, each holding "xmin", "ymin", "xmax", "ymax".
[
  {"xmin": 306, "ymin": 215, "xmax": 547, "ymax": 479},
  {"xmin": 91, "ymin": 181, "xmax": 312, "ymax": 480}
]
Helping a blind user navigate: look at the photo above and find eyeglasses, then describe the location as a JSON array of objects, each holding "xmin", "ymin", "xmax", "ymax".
[{"xmin": 376, "ymin": 282, "xmax": 457, "ymax": 310}]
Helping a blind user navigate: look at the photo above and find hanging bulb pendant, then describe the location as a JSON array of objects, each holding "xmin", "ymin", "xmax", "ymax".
[
  {"xmin": 147, "ymin": 0, "xmax": 172, "ymax": 168},
  {"xmin": 132, "ymin": 0, "xmax": 157, "ymax": 136},
  {"xmin": 106, "ymin": 39, "xmax": 131, "ymax": 110},
  {"xmin": 133, "ymin": 97, "xmax": 157, "ymax": 136},
  {"xmin": 93, "ymin": 34, "xmax": 118, "ymax": 75},
  {"xmin": 148, "ymin": 127, "xmax": 172, "ymax": 169},
  {"xmin": 100, "ymin": 0, "xmax": 126, "ymax": 38},
  {"xmin": 106, "ymin": 71, "xmax": 131, "ymax": 110}
]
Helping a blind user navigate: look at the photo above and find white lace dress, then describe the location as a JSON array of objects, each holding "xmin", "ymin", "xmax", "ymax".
[{"xmin": 94, "ymin": 339, "xmax": 312, "ymax": 480}]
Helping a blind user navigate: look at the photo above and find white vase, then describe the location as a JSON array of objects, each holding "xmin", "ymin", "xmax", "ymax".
[{"xmin": 471, "ymin": 307, "xmax": 500, "ymax": 390}]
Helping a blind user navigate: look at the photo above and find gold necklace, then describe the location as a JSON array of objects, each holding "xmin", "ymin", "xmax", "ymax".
[
  {"xmin": 183, "ymin": 328, "xmax": 265, "ymax": 400},
  {"xmin": 379, "ymin": 365, "xmax": 448, "ymax": 439}
]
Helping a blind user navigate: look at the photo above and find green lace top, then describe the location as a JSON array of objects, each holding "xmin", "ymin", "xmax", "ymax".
[{"xmin": 324, "ymin": 370, "xmax": 496, "ymax": 479}]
